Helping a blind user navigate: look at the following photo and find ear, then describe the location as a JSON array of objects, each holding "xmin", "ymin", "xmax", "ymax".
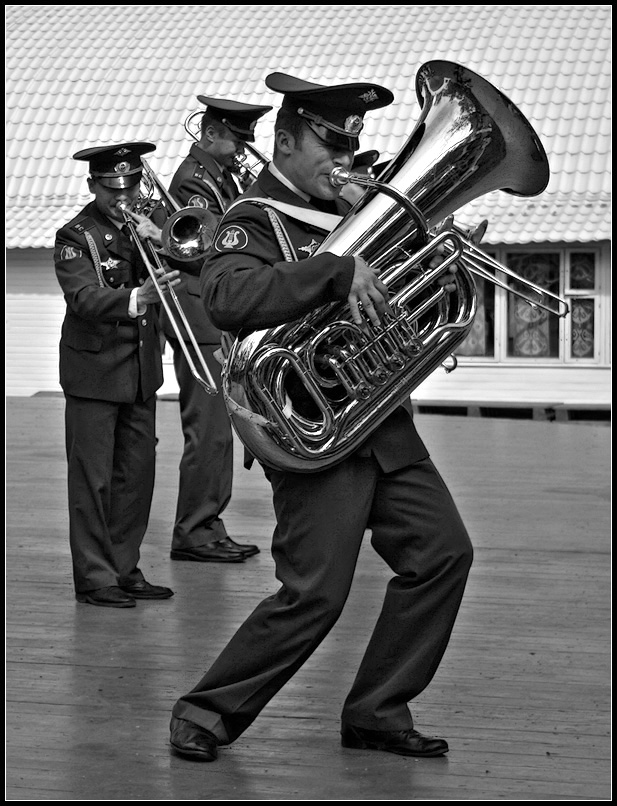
[
  {"xmin": 203, "ymin": 124, "xmax": 218, "ymax": 144},
  {"xmin": 275, "ymin": 128, "xmax": 296, "ymax": 155},
  {"xmin": 87, "ymin": 177, "xmax": 96, "ymax": 194}
]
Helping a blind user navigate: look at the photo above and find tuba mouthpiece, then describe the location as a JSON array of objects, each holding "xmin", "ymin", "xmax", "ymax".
[{"xmin": 329, "ymin": 167, "xmax": 351, "ymax": 187}]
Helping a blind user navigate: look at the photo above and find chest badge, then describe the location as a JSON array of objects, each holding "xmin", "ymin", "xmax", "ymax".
[
  {"xmin": 298, "ymin": 239, "xmax": 319, "ymax": 257},
  {"xmin": 100, "ymin": 257, "xmax": 121, "ymax": 272}
]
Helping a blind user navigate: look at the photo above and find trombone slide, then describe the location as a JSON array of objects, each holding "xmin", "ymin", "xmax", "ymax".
[{"xmin": 118, "ymin": 205, "xmax": 218, "ymax": 395}]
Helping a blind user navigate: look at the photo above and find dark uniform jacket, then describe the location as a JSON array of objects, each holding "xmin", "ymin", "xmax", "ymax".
[
  {"xmin": 200, "ymin": 166, "xmax": 429, "ymax": 473},
  {"xmin": 163, "ymin": 143, "xmax": 238, "ymax": 344},
  {"xmin": 54, "ymin": 201, "xmax": 193, "ymax": 402}
]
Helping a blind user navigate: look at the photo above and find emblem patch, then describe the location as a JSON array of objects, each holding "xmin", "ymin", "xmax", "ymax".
[
  {"xmin": 215, "ymin": 225, "xmax": 249, "ymax": 251},
  {"xmin": 188, "ymin": 195, "xmax": 208, "ymax": 209},
  {"xmin": 60, "ymin": 245, "xmax": 82, "ymax": 261}
]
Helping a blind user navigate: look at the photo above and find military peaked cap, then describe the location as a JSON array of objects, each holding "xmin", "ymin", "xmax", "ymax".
[
  {"xmin": 265, "ymin": 72, "xmax": 394, "ymax": 150},
  {"xmin": 73, "ymin": 142, "xmax": 156, "ymax": 188},
  {"xmin": 352, "ymin": 149, "xmax": 380, "ymax": 171},
  {"xmin": 197, "ymin": 96, "xmax": 272, "ymax": 142}
]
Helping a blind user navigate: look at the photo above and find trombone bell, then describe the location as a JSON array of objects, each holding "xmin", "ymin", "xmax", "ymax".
[{"xmin": 161, "ymin": 206, "xmax": 217, "ymax": 262}]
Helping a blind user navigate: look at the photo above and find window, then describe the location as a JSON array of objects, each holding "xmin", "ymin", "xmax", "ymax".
[
  {"xmin": 565, "ymin": 252, "xmax": 598, "ymax": 361},
  {"xmin": 454, "ymin": 247, "xmax": 603, "ymax": 363},
  {"xmin": 505, "ymin": 252, "xmax": 560, "ymax": 358}
]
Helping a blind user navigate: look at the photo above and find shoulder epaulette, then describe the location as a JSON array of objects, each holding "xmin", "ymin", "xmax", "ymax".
[{"xmin": 70, "ymin": 216, "xmax": 97, "ymax": 235}]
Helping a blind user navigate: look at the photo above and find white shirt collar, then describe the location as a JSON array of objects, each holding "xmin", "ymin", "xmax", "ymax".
[{"xmin": 268, "ymin": 161, "xmax": 311, "ymax": 203}]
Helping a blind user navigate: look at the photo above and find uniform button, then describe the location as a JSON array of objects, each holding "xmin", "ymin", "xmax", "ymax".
[
  {"xmin": 141, "ymin": 318, "xmax": 148, "ymax": 326},
  {"xmin": 139, "ymin": 278, "xmax": 145, "ymax": 285},
  {"xmin": 139, "ymin": 340, "xmax": 144, "ymax": 348}
]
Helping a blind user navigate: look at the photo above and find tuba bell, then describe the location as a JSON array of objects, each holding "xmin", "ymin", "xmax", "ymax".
[{"xmin": 222, "ymin": 61, "xmax": 569, "ymax": 472}]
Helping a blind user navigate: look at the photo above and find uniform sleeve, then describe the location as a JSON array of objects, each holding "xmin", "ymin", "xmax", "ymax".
[
  {"xmin": 54, "ymin": 227, "xmax": 134, "ymax": 322},
  {"xmin": 200, "ymin": 205, "xmax": 355, "ymax": 333}
]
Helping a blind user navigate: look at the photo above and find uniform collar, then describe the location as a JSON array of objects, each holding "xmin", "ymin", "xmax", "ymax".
[
  {"xmin": 268, "ymin": 161, "xmax": 310, "ymax": 202},
  {"xmin": 189, "ymin": 143, "xmax": 235, "ymax": 190}
]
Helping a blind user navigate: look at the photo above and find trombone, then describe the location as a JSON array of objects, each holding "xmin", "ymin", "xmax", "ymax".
[
  {"xmin": 183, "ymin": 110, "xmax": 269, "ymax": 191},
  {"xmin": 118, "ymin": 161, "xmax": 219, "ymax": 395}
]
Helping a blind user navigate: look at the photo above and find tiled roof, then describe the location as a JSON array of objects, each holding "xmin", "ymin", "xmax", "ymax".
[{"xmin": 5, "ymin": 4, "xmax": 612, "ymax": 248}]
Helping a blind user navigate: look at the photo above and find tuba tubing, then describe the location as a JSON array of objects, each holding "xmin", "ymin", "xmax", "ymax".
[
  {"xmin": 221, "ymin": 61, "xmax": 568, "ymax": 473},
  {"xmin": 333, "ymin": 168, "xmax": 569, "ymax": 319}
]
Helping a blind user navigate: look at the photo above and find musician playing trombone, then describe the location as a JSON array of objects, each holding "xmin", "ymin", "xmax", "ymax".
[
  {"xmin": 169, "ymin": 76, "xmax": 472, "ymax": 760},
  {"xmin": 54, "ymin": 142, "xmax": 199, "ymax": 608},
  {"xmin": 163, "ymin": 97, "xmax": 271, "ymax": 564}
]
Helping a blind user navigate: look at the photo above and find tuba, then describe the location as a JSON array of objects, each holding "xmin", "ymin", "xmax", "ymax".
[{"xmin": 222, "ymin": 61, "xmax": 570, "ymax": 472}]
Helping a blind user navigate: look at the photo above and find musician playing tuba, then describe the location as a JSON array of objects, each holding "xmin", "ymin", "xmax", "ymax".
[
  {"xmin": 169, "ymin": 76, "xmax": 472, "ymax": 762},
  {"xmin": 164, "ymin": 96, "xmax": 271, "ymax": 565},
  {"xmin": 54, "ymin": 141, "xmax": 203, "ymax": 608}
]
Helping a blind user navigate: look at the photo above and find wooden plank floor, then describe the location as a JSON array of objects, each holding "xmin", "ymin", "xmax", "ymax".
[{"xmin": 5, "ymin": 395, "xmax": 611, "ymax": 801}]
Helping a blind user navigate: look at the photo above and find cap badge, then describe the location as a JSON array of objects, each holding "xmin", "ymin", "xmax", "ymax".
[
  {"xmin": 359, "ymin": 89, "xmax": 379, "ymax": 104},
  {"xmin": 114, "ymin": 161, "xmax": 131, "ymax": 174},
  {"xmin": 114, "ymin": 148, "xmax": 130, "ymax": 156},
  {"xmin": 344, "ymin": 115, "xmax": 363, "ymax": 134}
]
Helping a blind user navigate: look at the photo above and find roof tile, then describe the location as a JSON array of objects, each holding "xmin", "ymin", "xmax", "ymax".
[{"xmin": 5, "ymin": 4, "xmax": 612, "ymax": 248}]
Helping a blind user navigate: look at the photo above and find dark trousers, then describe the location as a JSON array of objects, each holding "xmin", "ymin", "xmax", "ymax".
[
  {"xmin": 172, "ymin": 453, "xmax": 473, "ymax": 743},
  {"xmin": 64, "ymin": 393, "xmax": 157, "ymax": 593},
  {"xmin": 168, "ymin": 340, "xmax": 233, "ymax": 549}
]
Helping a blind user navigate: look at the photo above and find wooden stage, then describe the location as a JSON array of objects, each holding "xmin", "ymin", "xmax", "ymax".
[{"xmin": 5, "ymin": 395, "xmax": 611, "ymax": 801}]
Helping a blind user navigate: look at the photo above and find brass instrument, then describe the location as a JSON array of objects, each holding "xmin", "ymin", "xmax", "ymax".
[
  {"xmin": 118, "ymin": 161, "xmax": 218, "ymax": 395},
  {"xmin": 183, "ymin": 110, "xmax": 269, "ymax": 190},
  {"xmin": 221, "ymin": 60, "xmax": 570, "ymax": 472}
]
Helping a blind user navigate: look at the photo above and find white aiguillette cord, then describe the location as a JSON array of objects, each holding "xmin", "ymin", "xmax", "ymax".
[{"xmin": 227, "ymin": 196, "xmax": 343, "ymax": 233}]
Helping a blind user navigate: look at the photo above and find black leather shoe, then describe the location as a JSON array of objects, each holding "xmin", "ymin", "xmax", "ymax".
[
  {"xmin": 170, "ymin": 543, "xmax": 245, "ymax": 563},
  {"xmin": 119, "ymin": 579, "xmax": 174, "ymax": 599},
  {"xmin": 75, "ymin": 586, "xmax": 136, "ymax": 608},
  {"xmin": 218, "ymin": 536, "xmax": 260, "ymax": 557},
  {"xmin": 341, "ymin": 725, "xmax": 449, "ymax": 757},
  {"xmin": 170, "ymin": 716, "xmax": 218, "ymax": 761}
]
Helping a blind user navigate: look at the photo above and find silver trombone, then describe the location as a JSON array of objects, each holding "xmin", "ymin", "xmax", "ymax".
[{"xmin": 118, "ymin": 163, "xmax": 219, "ymax": 395}]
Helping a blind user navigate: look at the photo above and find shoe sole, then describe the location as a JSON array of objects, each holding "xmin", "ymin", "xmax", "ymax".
[
  {"xmin": 75, "ymin": 595, "xmax": 136, "ymax": 608},
  {"xmin": 121, "ymin": 592, "xmax": 174, "ymax": 599},
  {"xmin": 170, "ymin": 552, "xmax": 244, "ymax": 563},
  {"xmin": 341, "ymin": 738, "xmax": 448, "ymax": 757},
  {"xmin": 170, "ymin": 741, "xmax": 217, "ymax": 762}
]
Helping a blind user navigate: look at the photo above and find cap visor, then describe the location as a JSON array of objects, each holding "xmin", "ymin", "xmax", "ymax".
[{"xmin": 93, "ymin": 174, "xmax": 142, "ymax": 189}]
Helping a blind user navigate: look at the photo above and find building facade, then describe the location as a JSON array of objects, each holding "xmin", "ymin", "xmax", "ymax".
[{"xmin": 5, "ymin": 5, "xmax": 611, "ymax": 411}]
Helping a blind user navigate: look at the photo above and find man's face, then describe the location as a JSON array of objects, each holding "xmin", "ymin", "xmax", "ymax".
[
  {"xmin": 285, "ymin": 123, "xmax": 354, "ymax": 200},
  {"xmin": 209, "ymin": 126, "xmax": 246, "ymax": 170},
  {"xmin": 88, "ymin": 178, "xmax": 141, "ymax": 223}
]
